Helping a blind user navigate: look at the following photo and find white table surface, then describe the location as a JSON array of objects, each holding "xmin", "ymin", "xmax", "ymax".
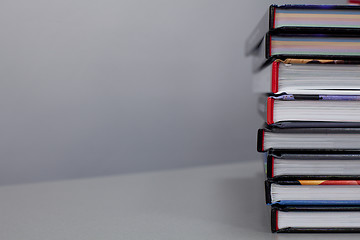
[{"xmin": 1, "ymin": 160, "xmax": 360, "ymax": 240}]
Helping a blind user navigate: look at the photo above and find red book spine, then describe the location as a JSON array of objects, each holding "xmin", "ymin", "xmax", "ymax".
[
  {"xmin": 267, "ymin": 97, "xmax": 274, "ymax": 125},
  {"xmin": 275, "ymin": 210, "xmax": 279, "ymax": 231},
  {"xmin": 257, "ymin": 129, "xmax": 265, "ymax": 152},
  {"xmin": 272, "ymin": 156, "xmax": 275, "ymax": 178},
  {"xmin": 271, "ymin": 62, "xmax": 279, "ymax": 93},
  {"xmin": 349, "ymin": 0, "xmax": 360, "ymax": 4}
]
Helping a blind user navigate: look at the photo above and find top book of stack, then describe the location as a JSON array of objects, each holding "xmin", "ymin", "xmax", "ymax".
[{"xmin": 246, "ymin": 5, "xmax": 360, "ymax": 70}]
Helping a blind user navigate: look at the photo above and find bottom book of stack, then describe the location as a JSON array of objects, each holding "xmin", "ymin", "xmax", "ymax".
[{"xmin": 272, "ymin": 205, "xmax": 360, "ymax": 233}]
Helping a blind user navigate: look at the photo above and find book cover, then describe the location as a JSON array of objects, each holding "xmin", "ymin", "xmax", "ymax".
[
  {"xmin": 272, "ymin": 205, "xmax": 360, "ymax": 233},
  {"xmin": 266, "ymin": 179, "xmax": 360, "ymax": 205},
  {"xmin": 265, "ymin": 94, "xmax": 360, "ymax": 127},
  {"xmin": 266, "ymin": 150, "xmax": 360, "ymax": 179},
  {"xmin": 246, "ymin": 4, "xmax": 360, "ymax": 56},
  {"xmin": 258, "ymin": 127, "xmax": 360, "ymax": 152},
  {"xmin": 253, "ymin": 59, "xmax": 360, "ymax": 94},
  {"xmin": 251, "ymin": 34, "xmax": 360, "ymax": 71}
]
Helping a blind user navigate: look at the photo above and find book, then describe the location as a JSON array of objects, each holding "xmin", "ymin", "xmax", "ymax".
[
  {"xmin": 257, "ymin": 127, "xmax": 360, "ymax": 152},
  {"xmin": 266, "ymin": 150, "xmax": 360, "ymax": 179},
  {"xmin": 251, "ymin": 34, "xmax": 360, "ymax": 71},
  {"xmin": 245, "ymin": 4, "xmax": 360, "ymax": 56},
  {"xmin": 265, "ymin": 179, "xmax": 360, "ymax": 205},
  {"xmin": 248, "ymin": 4, "xmax": 360, "ymax": 234},
  {"xmin": 272, "ymin": 205, "xmax": 360, "ymax": 233},
  {"xmin": 253, "ymin": 59, "xmax": 360, "ymax": 95},
  {"xmin": 264, "ymin": 94, "xmax": 360, "ymax": 127}
]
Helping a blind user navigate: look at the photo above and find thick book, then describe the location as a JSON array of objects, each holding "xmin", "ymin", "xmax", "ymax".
[
  {"xmin": 263, "ymin": 94, "xmax": 360, "ymax": 127},
  {"xmin": 272, "ymin": 205, "xmax": 360, "ymax": 233},
  {"xmin": 265, "ymin": 179, "xmax": 360, "ymax": 205},
  {"xmin": 258, "ymin": 127, "xmax": 360, "ymax": 152},
  {"xmin": 253, "ymin": 59, "xmax": 360, "ymax": 95},
  {"xmin": 245, "ymin": 4, "xmax": 360, "ymax": 56},
  {"xmin": 266, "ymin": 150, "xmax": 360, "ymax": 179}
]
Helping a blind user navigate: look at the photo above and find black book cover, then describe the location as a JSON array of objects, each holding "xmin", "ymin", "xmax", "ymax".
[
  {"xmin": 251, "ymin": 33, "xmax": 360, "ymax": 71},
  {"xmin": 267, "ymin": 150, "xmax": 360, "ymax": 180},
  {"xmin": 257, "ymin": 127, "xmax": 360, "ymax": 152},
  {"xmin": 272, "ymin": 205, "xmax": 360, "ymax": 233},
  {"xmin": 245, "ymin": 4, "xmax": 360, "ymax": 56}
]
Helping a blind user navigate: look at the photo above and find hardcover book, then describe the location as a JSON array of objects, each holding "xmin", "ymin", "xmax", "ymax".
[
  {"xmin": 251, "ymin": 34, "xmax": 360, "ymax": 70},
  {"xmin": 272, "ymin": 205, "xmax": 360, "ymax": 233},
  {"xmin": 246, "ymin": 4, "xmax": 360, "ymax": 56},
  {"xmin": 266, "ymin": 179, "xmax": 360, "ymax": 205},
  {"xmin": 264, "ymin": 94, "xmax": 360, "ymax": 127},
  {"xmin": 266, "ymin": 150, "xmax": 360, "ymax": 179},
  {"xmin": 258, "ymin": 127, "xmax": 360, "ymax": 152},
  {"xmin": 253, "ymin": 59, "xmax": 360, "ymax": 95}
]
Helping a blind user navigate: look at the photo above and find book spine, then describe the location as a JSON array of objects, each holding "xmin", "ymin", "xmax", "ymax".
[
  {"xmin": 267, "ymin": 34, "xmax": 271, "ymax": 58},
  {"xmin": 266, "ymin": 98, "xmax": 274, "ymax": 125},
  {"xmin": 265, "ymin": 180, "xmax": 272, "ymax": 204},
  {"xmin": 271, "ymin": 62, "xmax": 279, "ymax": 93},
  {"xmin": 271, "ymin": 208, "xmax": 278, "ymax": 233},
  {"xmin": 257, "ymin": 129, "xmax": 265, "ymax": 152},
  {"xmin": 270, "ymin": 5, "xmax": 276, "ymax": 30},
  {"xmin": 267, "ymin": 154, "xmax": 274, "ymax": 178},
  {"xmin": 349, "ymin": 0, "xmax": 360, "ymax": 4},
  {"xmin": 271, "ymin": 156, "xmax": 275, "ymax": 178}
]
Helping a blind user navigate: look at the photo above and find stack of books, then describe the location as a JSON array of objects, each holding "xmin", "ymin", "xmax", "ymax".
[{"xmin": 246, "ymin": 4, "xmax": 360, "ymax": 233}]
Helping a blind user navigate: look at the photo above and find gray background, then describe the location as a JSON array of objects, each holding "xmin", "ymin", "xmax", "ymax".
[{"xmin": 0, "ymin": 0, "xmax": 346, "ymax": 185}]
